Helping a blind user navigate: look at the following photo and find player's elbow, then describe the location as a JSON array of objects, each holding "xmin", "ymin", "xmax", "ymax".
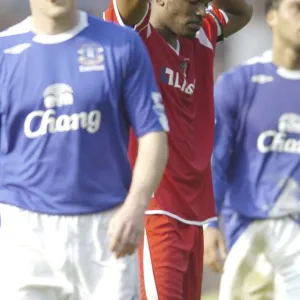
[
  {"xmin": 139, "ymin": 131, "xmax": 169, "ymax": 168},
  {"xmin": 224, "ymin": 4, "xmax": 253, "ymax": 37},
  {"xmin": 225, "ymin": 1, "xmax": 253, "ymax": 20},
  {"xmin": 152, "ymin": 131, "xmax": 169, "ymax": 168},
  {"xmin": 159, "ymin": 132, "xmax": 169, "ymax": 167},
  {"xmin": 237, "ymin": 4, "xmax": 253, "ymax": 28}
]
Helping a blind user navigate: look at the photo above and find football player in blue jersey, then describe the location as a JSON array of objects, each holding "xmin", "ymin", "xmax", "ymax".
[
  {"xmin": 204, "ymin": 0, "xmax": 300, "ymax": 299},
  {"xmin": 0, "ymin": 0, "xmax": 169, "ymax": 299}
]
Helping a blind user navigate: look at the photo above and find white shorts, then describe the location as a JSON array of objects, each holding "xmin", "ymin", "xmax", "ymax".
[
  {"xmin": 0, "ymin": 204, "xmax": 139, "ymax": 300},
  {"xmin": 219, "ymin": 217, "xmax": 300, "ymax": 300}
]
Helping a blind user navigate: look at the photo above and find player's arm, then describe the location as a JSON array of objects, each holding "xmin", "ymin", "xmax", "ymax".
[
  {"xmin": 109, "ymin": 132, "xmax": 168, "ymax": 258},
  {"xmin": 204, "ymin": 70, "xmax": 241, "ymax": 273},
  {"xmin": 124, "ymin": 32, "xmax": 169, "ymax": 205},
  {"xmin": 108, "ymin": 31, "xmax": 168, "ymax": 258},
  {"xmin": 211, "ymin": 0, "xmax": 253, "ymax": 37},
  {"xmin": 210, "ymin": 70, "xmax": 240, "ymax": 226},
  {"xmin": 128, "ymin": 132, "xmax": 168, "ymax": 208},
  {"xmin": 104, "ymin": 0, "xmax": 149, "ymax": 28}
]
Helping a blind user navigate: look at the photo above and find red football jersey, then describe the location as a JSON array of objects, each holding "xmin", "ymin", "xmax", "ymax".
[{"xmin": 104, "ymin": 1, "xmax": 228, "ymax": 225}]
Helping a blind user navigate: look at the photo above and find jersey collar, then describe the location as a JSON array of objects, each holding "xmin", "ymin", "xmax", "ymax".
[
  {"xmin": 168, "ymin": 40, "xmax": 180, "ymax": 55},
  {"xmin": 29, "ymin": 10, "xmax": 88, "ymax": 44},
  {"xmin": 265, "ymin": 51, "xmax": 300, "ymax": 80},
  {"xmin": 277, "ymin": 67, "xmax": 300, "ymax": 80}
]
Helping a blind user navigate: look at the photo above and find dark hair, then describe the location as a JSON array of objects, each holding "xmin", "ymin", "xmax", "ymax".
[{"xmin": 265, "ymin": 0, "xmax": 282, "ymax": 14}]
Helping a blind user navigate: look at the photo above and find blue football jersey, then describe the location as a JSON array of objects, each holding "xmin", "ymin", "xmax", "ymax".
[
  {"xmin": 0, "ymin": 11, "xmax": 168, "ymax": 215},
  {"xmin": 211, "ymin": 51, "xmax": 300, "ymax": 248}
]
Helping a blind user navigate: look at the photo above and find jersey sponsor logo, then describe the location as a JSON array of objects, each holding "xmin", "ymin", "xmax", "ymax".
[
  {"xmin": 257, "ymin": 113, "xmax": 300, "ymax": 154},
  {"xmin": 78, "ymin": 44, "xmax": 105, "ymax": 72},
  {"xmin": 24, "ymin": 83, "xmax": 101, "ymax": 138},
  {"xmin": 160, "ymin": 67, "xmax": 195, "ymax": 95}
]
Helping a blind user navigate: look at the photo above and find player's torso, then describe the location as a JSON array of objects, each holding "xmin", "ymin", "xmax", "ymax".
[
  {"xmin": 139, "ymin": 27, "xmax": 216, "ymax": 222},
  {"xmin": 144, "ymin": 28, "xmax": 215, "ymax": 176},
  {"xmin": 0, "ymin": 16, "xmax": 132, "ymax": 213},
  {"xmin": 233, "ymin": 62, "xmax": 300, "ymax": 218},
  {"xmin": 1, "ymin": 35, "xmax": 126, "ymax": 164},
  {"xmin": 104, "ymin": 2, "xmax": 221, "ymax": 222}
]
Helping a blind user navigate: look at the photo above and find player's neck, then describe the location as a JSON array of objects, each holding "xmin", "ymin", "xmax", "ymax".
[
  {"xmin": 31, "ymin": 10, "xmax": 79, "ymax": 35},
  {"xmin": 150, "ymin": 18, "xmax": 178, "ymax": 49},
  {"xmin": 272, "ymin": 42, "xmax": 300, "ymax": 70}
]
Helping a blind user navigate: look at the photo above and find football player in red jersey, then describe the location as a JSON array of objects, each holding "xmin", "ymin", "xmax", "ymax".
[{"xmin": 104, "ymin": 1, "xmax": 252, "ymax": 299}]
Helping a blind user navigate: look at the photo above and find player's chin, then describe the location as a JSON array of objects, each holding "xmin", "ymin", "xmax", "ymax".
[
  {"xmin": 47, "ymin": 5, "xmax": 72, "ymax": 18},
  {"xmin": 48, "ymin": 8, "xmax": 70, "ymax": 18}
]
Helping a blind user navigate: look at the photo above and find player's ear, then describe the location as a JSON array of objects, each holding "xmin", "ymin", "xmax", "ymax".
[{"xmin": 266, "ymin": 9, "xmax": 278, "ymax": 28}]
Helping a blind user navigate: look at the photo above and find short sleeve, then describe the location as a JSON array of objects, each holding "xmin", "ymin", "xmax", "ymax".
[
  {"xmin": 123, "ymin": 31, "xmax": 169, "ymax": 138},
  {"xmin": 200, "ymin": 6, "xmax": 229, "ymax": 50}
]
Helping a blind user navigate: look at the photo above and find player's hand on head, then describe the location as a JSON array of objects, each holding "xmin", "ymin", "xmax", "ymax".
[
  {"xmin": 107, "ymin": 199, "xmax": 145, "ymax": 258},
  {"xmin": 203, "ymin": 227, "xmax": 227, "ymax": 274}
]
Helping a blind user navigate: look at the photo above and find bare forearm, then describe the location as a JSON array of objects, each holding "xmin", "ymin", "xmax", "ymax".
[
  {"xmin": 126, "ymin": 132, "xmax": 168, "ymax": 209},
  {"xmin": 211, "ymin": 0, "xmax": 252, "ymax": 37},
  {"xmin": 212, "ymin": 0, "xmax": 252, "ymax": 16}
]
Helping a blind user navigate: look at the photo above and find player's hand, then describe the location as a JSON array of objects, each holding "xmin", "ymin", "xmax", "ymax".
[
  {"xmin": 203, "ymin": 227, "xmax": 227, "ymax": 274},
  {"xmin": 107, "ymin": 200, "xmax": 145, "ymax": 258}
]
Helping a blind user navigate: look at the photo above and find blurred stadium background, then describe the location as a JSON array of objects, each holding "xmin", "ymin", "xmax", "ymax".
[{"xmin": 0, "ymin": 1, "xmax": 272, "ymax": 299}]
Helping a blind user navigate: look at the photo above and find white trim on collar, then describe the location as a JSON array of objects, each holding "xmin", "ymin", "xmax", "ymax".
[
  {"xmin": 32, "ymin": 10, "xmax": 88, "ymax": 44},
  {"xmin": 168, "ymin": 40, "xmax": 180, "ymax": 55},
  {"xmin": 277, "ymin": 67, "xmax": 300, "ymax": 80}
]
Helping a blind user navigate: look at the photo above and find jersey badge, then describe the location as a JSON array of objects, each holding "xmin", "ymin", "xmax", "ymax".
[{"xmin": 78, "ymin": 44, "xmax": 105, "ymax": 72}]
